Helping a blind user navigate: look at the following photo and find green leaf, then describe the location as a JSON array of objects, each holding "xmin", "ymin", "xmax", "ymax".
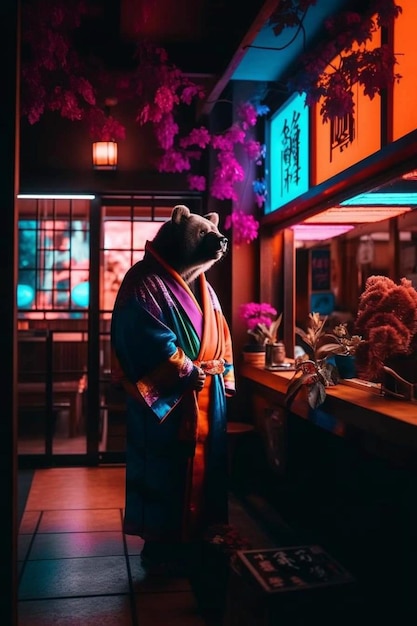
[
  {"xmin": 285, "ymin": 370, "xmax": 319, "ymax": 409},
  {"xmin": 295, "ymin": 326, "xmax": 312, "ymax": 348},
  {"xmin": 315, "ymin": 343, "xmax": 346, "ymax": 358},
  {"xmin": 285, "ymin": 376, "xmax": 306, "ymax": 409},
  {"xmin": 307, "ymin": 382, "xmax": 326, "ymax": 409}
]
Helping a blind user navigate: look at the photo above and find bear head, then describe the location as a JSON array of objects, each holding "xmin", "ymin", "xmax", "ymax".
[{"xmin": 151, "ymin": 205, "xmax": 228, "ymax": 283}]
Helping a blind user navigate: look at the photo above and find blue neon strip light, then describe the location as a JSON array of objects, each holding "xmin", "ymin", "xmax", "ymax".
[{"xmin": 341, "ymin": 192, "xmax": 417, "ymax": 206}]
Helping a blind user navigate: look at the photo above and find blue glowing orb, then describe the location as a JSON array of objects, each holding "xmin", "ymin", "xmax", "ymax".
[
  {"xmin": 17, "ymin": 283, "xmax": 35, "ymax": 308},
  {"xmin": 71, "ymin": 281, "xmax": 89, "ymax": 307}
]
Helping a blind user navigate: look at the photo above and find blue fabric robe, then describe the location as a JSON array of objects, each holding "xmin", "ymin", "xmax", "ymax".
[{"xmin": 111, "ymin": 242, "xmax": 235, "ymax": 542}]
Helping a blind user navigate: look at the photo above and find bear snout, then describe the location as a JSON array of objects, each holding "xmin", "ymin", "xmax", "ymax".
[
  {"xmin": 211, "ymin": 235, "xmax": 228, "ymax": 256},
  {"xmin": 205, "ymin": 232, "xmax": 228, "ymax": 255},
  {"xmin": 219, "ymin": 237, "xmax": 228, "ymax": 253}
]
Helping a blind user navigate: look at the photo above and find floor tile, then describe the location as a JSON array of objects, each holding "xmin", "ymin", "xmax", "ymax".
[
  {"xmin": 18, "ymin": 594, "xmax": 133, "ymax": 625},
  {"xmin": 19, "ymin": 510, "xmax": 41, "ymax": 534},
  {"xmin": 133, "ymin": 591, "xmax": 206, "ymax": 626},
  {"xmin": 18, "ymin": 556, "xmax": 129, "ymax": 599},
  {"xmin": 29, "ymin": 531, "xmax": 125, "ymax": 559},
  {"xmin": 17, "ymin": 467, "xmax": 294, "ymax": 626},
  {"xmin": 37, "ymin": 508, "xmax": 123, "ymax": 533},
  {"xmin": 25, "ymin": 467, "xmax": 125, "ymax": 510},
  {"xmin": 125, "ymin": 533, "xmax": 145, "ymax": 555},
  {"xmin": 18, "ymin": 534, "xmax": 33, "ymax": 561},
  {"xmin": 129, "ymin": 555, "xmax": 191, "ymax": 593}
]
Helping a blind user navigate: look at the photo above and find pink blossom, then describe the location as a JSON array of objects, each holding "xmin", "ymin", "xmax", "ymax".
[
  {"xmin": 239, "ymin": 302, "xmax": 278, "ymax": 329},
  {"xmin": 210, "ymin": 152, "xmax": 245, "ymax": 201},
  {"xmin": 155, "ymin": 115, "xmax": 179, "ymax": 150},
  {"xmin": 187, "ymin": 175, "xmax": 206, "ymax": 191},
  {"xmin": 157, "ymin": 150, "xmax": 191, "ymax": 173},
  {"xmin": 180, "ymin": 127, "xmax": 211, "ymax": 149},
  {"xmin": 237, "ymin": 102, "xmax": 258, "ymax": 128},
  {"xmin": 291, "ymin": 1, "xmax": 402, "ymax": 122},
  {"xmin": 255, "ymin": 194, "xmax": 265, "ymax": 209},
  {"xmin": 224, "ymin": 211, "xmax": 259, "ymax": 245},
  {"xmin": 226, "ymin": 125, "xmax": 246, "ymax": 144},
  {"xmin": 98, "ymin": 116, "xmax": 126, "ymax": 141},
  {"xmin": 87, "ymin": 109, "xmax": 126, "ymax": 141},
  {"xmin": 27, "ymin": 103, "xmax": 45, "ymax": 125},
  {"xmin": 20, "ymin": 2, "xmax": 270, "ymax": 207},
  {"xmin": 154, "ymin": 85, "xmax": 178, "ymax": 114},
  {"xmin": 211, "ymin": 134, "xmax": 234, "ymax": 152},
  {"xmin": 73, "ymin": 77, "xmax": 96, "ymax": 106},
  {"xmin": 181, "ymin": 84, "xmax": 205, "ymax": 105},
  {"xmin": 51, "ymin": 89, "xmax": 82, "ymax": 120},
  {"xmin": 244, "ymin": 140, "xmax": 263, "ymax": 160}
]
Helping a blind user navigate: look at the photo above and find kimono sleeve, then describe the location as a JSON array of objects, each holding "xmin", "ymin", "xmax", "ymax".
[{"xmin": 111, "ymin": 300, "xmax": 195, "ymax": 421}]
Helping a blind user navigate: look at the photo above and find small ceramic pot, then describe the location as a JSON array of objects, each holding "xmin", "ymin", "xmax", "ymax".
[
  {"xmin": 334, "ymin": 354, "xmax": 356, "ymax": 379},
  {"xmin": 242, "ymin": 345, "xmax": 265, "ymax": 367},
  {"xmin": 265, "ymin": 342, "xmax": 286, "ymax": 367}
]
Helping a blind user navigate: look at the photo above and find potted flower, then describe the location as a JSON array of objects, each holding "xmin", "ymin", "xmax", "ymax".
[
  {"xmin": 239, "ymin": 302, "xmax": 282, "ymax": 366},
  {"xmin": 354, "ymin": 275, "xmax": 417, "ymax": 397},
  {"xmin": 199, "ymin": 523, "xmax": 252, "ymax": 612},
  {"xmin": 285, "ymin": 312, "xmax": 358, "ymax": 409},
  {"xmin": 332, "ymin": 322, "xmax": 363, "ymax": 379}
]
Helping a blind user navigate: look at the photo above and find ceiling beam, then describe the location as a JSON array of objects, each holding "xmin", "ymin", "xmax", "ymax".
[{"xmin": 199, "ymin": 0, "xmax": 282, "ymax": 116}]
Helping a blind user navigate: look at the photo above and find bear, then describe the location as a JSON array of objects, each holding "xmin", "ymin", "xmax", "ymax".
[
  {"xmin": 150, "ymin": 204, "xmax": 229, "ymax": 283},
  {"xmin": 111, "ymin": 204, "xmax": 235, "ymax": 574}
]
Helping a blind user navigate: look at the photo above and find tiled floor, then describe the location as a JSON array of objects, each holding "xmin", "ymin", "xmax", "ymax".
[{"xmin": 17, "ymin": 466, "xmax": 279, "ymax": 626}]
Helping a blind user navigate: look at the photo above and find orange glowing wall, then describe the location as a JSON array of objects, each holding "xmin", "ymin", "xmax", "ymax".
[
  {"xmin": 312, "ymin": 29, "xmax": 381, "ymax": 185},
  {"xmin": 392, "ymin": 0, "xmax": 417, "ymax": 141}
]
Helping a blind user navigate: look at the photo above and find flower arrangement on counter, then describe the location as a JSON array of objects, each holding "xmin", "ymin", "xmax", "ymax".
[
  {"xmin": 285, "ymin": 312, "xmax": 363, "ymax": 409},
  {"xmin": 239, "ymin": 302, "xmax": 282, "ymax": 347},
  {"xmin": 354, "ymin": 275, "xmax": 417, "ymax": 383},
  {"xmin": 332, "ymin": 323, "xmax": 363, "ymax": 356}
]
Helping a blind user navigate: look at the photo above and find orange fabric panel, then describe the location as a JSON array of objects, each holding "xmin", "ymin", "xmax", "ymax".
[
  {"xmin": 313, "ymin": 29, "xmax": 381, "ymax": 185},
  {"xmin": 392, "ymin": 0, "xmax": 417, "ymax": 141}
]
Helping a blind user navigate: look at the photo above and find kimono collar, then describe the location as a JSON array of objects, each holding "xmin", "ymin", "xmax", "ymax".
[{"xmin": 145, "ymin": 241, "xmax": 204, "ymax": 334}]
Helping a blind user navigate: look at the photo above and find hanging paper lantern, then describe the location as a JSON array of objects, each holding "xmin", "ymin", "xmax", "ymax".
[
  {"xmin": 71, "ymin": 281, "xmax": 89, "ymax": 307},
  {"xmin": 17, "ymin": 283, "xmax": 35, "ymax": 308}
]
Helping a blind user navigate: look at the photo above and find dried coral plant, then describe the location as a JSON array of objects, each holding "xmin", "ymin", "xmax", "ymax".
[{"xmin": 354, "ymin": 275, "xmax": 417, "ymax": 382}]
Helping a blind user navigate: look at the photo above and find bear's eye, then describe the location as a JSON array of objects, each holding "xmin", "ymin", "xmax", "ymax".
[{"xmin": 199, "ymin": 229, "xmax": 207, "ymax": 237}]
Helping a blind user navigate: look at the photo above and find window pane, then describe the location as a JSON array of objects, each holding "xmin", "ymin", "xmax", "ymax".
[{"xmin": 18, "ymin": 208, "xmax": 90, "ymax": 317}]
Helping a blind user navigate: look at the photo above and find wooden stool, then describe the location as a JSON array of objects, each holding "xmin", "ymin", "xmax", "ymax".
[{"xmin": 226, "ymin": 421, "xmax": 255, "ymax": 477}]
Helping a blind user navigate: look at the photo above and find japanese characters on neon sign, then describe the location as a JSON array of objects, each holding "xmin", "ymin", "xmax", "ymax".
[{"xmin": 266, "ymin": 92, "xmax": 309, "ymax": 214}]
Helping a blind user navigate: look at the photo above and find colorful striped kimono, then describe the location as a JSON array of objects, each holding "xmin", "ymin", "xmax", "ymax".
[{"xmin": 111, "ymin": 242, "xmax": 235, "ymax": 543}]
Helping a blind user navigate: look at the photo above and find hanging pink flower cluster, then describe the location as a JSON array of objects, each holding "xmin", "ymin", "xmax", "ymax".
[
  {"xmin": 151, "ymin": 102, "xmax": 269, "ymax": 206},
  {"xmin": 285, "ymin": 0, "xmax": 402, "ymax": 121},
  {"xmin": 224, "ymin": 211, "xmax": 259, "ymax": 246},
  {"xmin": 85, "ymin": 109, "xmax": 126, "ymax": 142},
  {"xmin": 21, "ymin": 2, "xmax": 269, "ymax": 207},
  {"xmin": 209, "ymin": 104, "xmax": 268, "ymax": 203},
  {"xmin": 21, "ymin": 0, "xmax": 403, "ymax": 171},
  {"xmin": 21, "ymin": 0, "xmax": 95, "ymax": 125},
  {"xmin": 148, "ymin": 100, "xmax": 269, "ymax": 206}
]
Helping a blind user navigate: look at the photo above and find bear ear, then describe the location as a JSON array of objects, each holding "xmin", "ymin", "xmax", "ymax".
[
  {"xmin": 171, "ymin": 205, "xmax": 190, "ymax": 224},
  {"xmin": 203, "ymin": 212, "xmax": 219, "ymax": 227}
]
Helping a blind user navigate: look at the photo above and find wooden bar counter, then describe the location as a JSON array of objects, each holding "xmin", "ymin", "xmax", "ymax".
[
  {"xmin": 237, "ymin": 362, "xmax": 417, "ymax": 620},
  {"xmin": 239, "ymin": 362, "xmax": 417, "ymax": 453}
]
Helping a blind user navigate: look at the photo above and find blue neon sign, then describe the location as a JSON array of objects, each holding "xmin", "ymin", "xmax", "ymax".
[{"xmin": 266, "ymin": 92, "xmax": 309, "ymax": 214}]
